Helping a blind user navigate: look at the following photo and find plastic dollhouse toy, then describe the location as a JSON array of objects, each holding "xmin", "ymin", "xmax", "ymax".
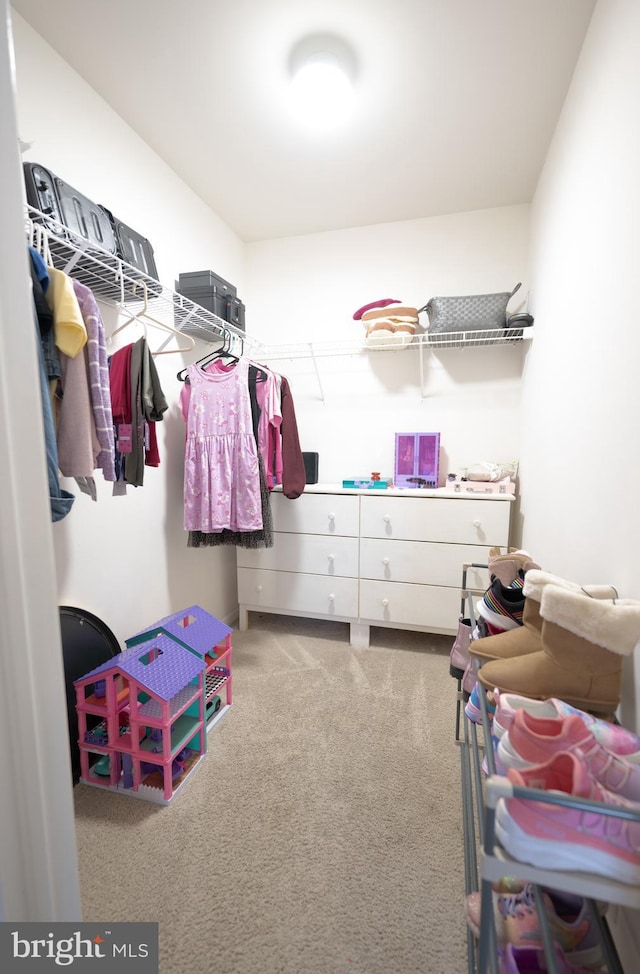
[
  {"xmin": 74, "ymin": 605, "xmax": 233, "ymax": 804},
  {"xmin": 125, "ymin": 604, "xmax": 233, "ymax": 732}
]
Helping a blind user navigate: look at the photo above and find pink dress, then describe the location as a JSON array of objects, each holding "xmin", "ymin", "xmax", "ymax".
[{"xmin": 181, "ymin": 359, "xmax": 263, "ymax": 533}]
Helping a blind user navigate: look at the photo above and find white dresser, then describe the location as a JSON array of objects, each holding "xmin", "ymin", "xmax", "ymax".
[{"xmin": 236, "ymin": 484, "xmax": 513, "ymax": 647}]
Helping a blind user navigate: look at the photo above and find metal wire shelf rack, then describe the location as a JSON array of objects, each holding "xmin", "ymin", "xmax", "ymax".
[{"xmin": 26, "ymin": 205, "xmax": 533, "ymax": 398}]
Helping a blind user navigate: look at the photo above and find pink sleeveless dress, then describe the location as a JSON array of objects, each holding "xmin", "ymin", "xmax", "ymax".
[{"xmin": 182, "ymin": 359, "xmax": 263, "ymax": 533}]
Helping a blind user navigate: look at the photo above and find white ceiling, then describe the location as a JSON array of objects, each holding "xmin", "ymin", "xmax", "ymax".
[{"xmin": 11, "ymin": 0, "xmax": 595, "ymax": 243}]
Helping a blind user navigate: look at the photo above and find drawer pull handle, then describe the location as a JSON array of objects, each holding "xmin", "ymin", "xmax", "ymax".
[
  {"xmin": 328, "ymin": 593, "xmax": 335, "ymax": 602},
  {"xmin": 473, "ymin": 519, "xmax": 481, "ymax": 528},
  {"xmin": 382, "ymin": 557, "xmax": 390, "ymax": 565},
  {"xmin": 328, "ymin": 512, "xmax": 335, "ymax": 520},
  {"xmin": 383, "ymin": 514, "xmax": 391, "ymax": 523},
  {"xmin": 382, "ymin": 598, "xmax": 389, "ymax": 607},
  {"xmin": 256, "ymin": 585, "xmax": 263, "ymax": 592},
  {"xmin": 328, "ymin": 554, "xmax": 335, "ymax": 561}
]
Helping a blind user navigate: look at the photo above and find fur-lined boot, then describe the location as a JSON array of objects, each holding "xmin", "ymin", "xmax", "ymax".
[
  {"xmin": 478, "ymin": 584, "xmax": 640, "ymax": 715},
  {"xmin": 470, "ymin": 570, "xmax": 618, "ymax": 665}
]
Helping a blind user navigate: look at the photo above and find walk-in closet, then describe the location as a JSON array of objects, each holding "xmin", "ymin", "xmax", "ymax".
[{"xmin": 2, "ymin": 2, "xmax": 640, "ymax": 972}]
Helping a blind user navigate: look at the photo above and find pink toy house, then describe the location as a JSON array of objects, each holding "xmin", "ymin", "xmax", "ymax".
[
  {"xmin": 74, "ymin": 634, "xmax": 207, "ymax": 804},
  {"xmin": 125, "ymin": 605, "xmax": 233, "ymax": 732}
]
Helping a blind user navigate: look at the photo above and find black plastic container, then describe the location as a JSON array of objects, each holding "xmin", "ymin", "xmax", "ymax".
[
  {"xmin": 178, "ymin": 269, "xmax": 237, "ymax": 299},
  {"xmin": 24, "ymin": 161, "xmax": 116, "ymax": 254},
  {"xmin": 100, "ymin": 206, "xmax": 159, "ymax": 281},
  {"xmin": 176, "ymin": 283, "xmax": 229, "ymax": 322}
]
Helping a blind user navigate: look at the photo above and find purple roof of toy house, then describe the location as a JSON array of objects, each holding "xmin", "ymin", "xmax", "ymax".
[
  {"xmin": 125, "ymin": 604, "xmax": 232, "ymax": 657},
  {"xmin": 73, "ymin": 634, "xmax": 205, "ymax": 701}
]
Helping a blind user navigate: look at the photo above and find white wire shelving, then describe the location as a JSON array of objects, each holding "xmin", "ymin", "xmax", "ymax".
[{"xmin": 26, "ymin": 205, "xmax": 533, "ymax": 400}]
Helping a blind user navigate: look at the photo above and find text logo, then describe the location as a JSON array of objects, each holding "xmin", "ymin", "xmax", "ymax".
[{"xmin": 0, "ymin": 923, "xmax": 158, "ymax": 971}]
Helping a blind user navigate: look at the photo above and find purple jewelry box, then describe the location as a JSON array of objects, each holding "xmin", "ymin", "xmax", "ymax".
[{"xmin": 394, "ymin": 432, "xmax": 440, "ymax": 488}]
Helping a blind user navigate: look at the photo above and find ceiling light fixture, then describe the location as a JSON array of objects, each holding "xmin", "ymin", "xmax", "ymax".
[{"xmin": 288, "ymin": 34, "xmax": 357, "ymax": 131}]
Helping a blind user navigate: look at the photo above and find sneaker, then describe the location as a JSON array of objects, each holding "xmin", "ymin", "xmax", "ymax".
[
  {"xmin": 498, "ymin": 943, "xmax": 597, "ymax": 974},
  {"xmin": 493, "ymin": 690, "xmax": 640, "ymax": 763},
  {"xmin": 466, "ymin": 882, "xmax": 602, "ymax": 967},
  {"xmin": 477, "ymin": 575, "xmax": 526, "ymax": 632},
  {"xmin": 488, "ymin": 547, "xmax": 541, "ymax": 588},
  {"xmin": 495, "ymin": 751, "xmax": 640, "ymax": 886},
  {"xmin": 498, "ymin": 711, "xmax": 640, "ymax": 802},
  {"xmin": 464, "ymin": 681, "xmax": 496, "ymax": 724}
]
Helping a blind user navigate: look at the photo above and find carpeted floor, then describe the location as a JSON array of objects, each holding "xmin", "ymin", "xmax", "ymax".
[{"xmin": 73, "ymin": 614, "xmax": 467, "ymax": 974}]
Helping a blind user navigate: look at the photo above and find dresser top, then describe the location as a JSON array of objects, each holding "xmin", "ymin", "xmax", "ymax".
[{"xmin": 273, "ymin": 483, "xmax": 515, "ymax": 502}]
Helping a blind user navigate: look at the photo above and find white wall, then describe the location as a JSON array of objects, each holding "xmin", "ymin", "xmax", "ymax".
[
  {"xmin": 522, "ymin": 0, "xmax": 640, "ymax": 960},
  {"xmin": 12, "ymin": 11, "xmax": 248, "ymax": 644},
  {"xmin": 247, "ymin": 205, "xmax": 530, "ymax": 485}
]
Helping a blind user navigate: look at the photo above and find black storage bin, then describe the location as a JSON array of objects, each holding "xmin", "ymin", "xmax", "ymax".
[
  {"xmin": 176, "ymin": 283, "xmax": 229, "ymax": 322},
  {"xmin": 178, "ymin": 269, "xmax": 237, "ymax": 300},
  {"xmin": 99, "ymin": 206, "xmax": 159, "ymax": 281},
  {"xmin": 24, "ymin": 162, "xmax": 116, "ymax": 255},
  {"xmin": 226, "ymin": 296, "xmax": 246, "ymax": 332}
]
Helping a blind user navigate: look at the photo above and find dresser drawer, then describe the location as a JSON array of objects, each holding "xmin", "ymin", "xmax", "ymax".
[
  {"xmin": 360, "ymin": 538, "xmax": 491, "ymax": 590},
  {"xmin": 237, "ymin": 533, "xmax": 359, "ymax": 577},
  {"xmin": 360, "ymin": 495, "xmax": 510, "ymax": 546},
  {"xmin": 238, "ymin": 567, "xmax": 359, "ymax": 618},
  {"xmin": 271, "ymin": 492, "xmax": 360, "ymax": 537},
  {"xmin": 359, "ymin": 579, "xmax": 461, "ymax": 631}
]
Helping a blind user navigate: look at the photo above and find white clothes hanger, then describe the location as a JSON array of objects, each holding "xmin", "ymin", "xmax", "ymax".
[
  {"xmin": 27, "ymin": 217, "xmax": 53, "ymax": 267},
  {"xmin": 110, "ymin": 280, "xmax": 195, "ymax": 355}
]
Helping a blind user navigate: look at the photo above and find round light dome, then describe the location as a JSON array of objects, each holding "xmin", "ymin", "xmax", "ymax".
[{"xmin": 288, "ymin": 35, "xmax": 357, "ymax": 131}]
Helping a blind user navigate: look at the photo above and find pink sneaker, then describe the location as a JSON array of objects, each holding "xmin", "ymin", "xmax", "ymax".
[
  {"xmin": 499, "ymin": 943, "xmax": 596, "ymax": 974},
  {"xmin": 496, "ymin": 751, "xmax": 640, "ymax": 885},
  {"xmin": 466, "ymin": 882, "xmax": 602, "ymax": 967},
  {"xmin": 493, "ymin": 689, "xmax": 640, "ymax": 763},
  {"xmin": 498, "ymin": 710, "xmax": 640, "ymax": 802}
]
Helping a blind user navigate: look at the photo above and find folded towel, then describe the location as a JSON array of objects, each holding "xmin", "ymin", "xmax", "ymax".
[
  {"xmin": 361, "ymin": 304, "xmax": 418, "ymax": 321},
  {"xmin": 365, "ymin": 319, "xmax": 395, "ymax": 338}
]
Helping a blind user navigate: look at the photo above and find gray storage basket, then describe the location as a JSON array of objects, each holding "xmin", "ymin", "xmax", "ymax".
[{"xmin": 419, "ymin": 283, "xmax": 521, "ymax": 334}]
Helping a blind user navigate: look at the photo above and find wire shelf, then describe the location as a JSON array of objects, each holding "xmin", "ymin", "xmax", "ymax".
[
  {"xmin": 26, "ymin": 206, "xmax": 533, "ymax": 373},
  {"xmin": 25, "ymin": 205, "xmax": 250, "ymax": 349}
]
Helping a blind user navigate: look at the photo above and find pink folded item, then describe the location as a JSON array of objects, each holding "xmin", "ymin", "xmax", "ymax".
[{"xmin": 353, "ymin": 298, "xmax": 401, "ymax": 320}]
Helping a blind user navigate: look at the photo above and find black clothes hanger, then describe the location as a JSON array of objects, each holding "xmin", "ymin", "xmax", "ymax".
[{"xmin": 176, "ymin": 330, "xmax": 244, "ymax": 382}]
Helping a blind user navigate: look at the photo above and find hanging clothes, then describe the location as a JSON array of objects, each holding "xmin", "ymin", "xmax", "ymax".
[
  {"xmin": 72, "ymin": 280, "xmax": 116, "ymax": 483},
  {"xmin": 46, "ymin": 267, "xmax": 99, "ymax": 498},
  {"xmin": 27, "ymin": 249, "xmax": 75, "ymax": 522},
  {"xmin": 181, "ymin": 357, "xmax": 263, "ymax": 534},
  {"xmin": 186, "ymin": 361, "xmax": 274, "ymax": 549},
  {"xmin": 277, "ymin": 375, "xmax": 306, "ymax": 499},
  {"xmin": 109, "ymin": 337, "xmax": 168, "ymax": 490}
]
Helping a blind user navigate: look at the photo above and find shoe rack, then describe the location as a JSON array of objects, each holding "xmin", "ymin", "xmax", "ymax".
[{"xmin": 454, "ymin": 569, "xmax": 640, "ymax": 974}]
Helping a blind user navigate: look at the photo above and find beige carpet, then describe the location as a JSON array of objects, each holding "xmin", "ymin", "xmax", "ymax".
[{"xmin": 73, "ymin": 614, "xmax": 467, "ymax": 974}]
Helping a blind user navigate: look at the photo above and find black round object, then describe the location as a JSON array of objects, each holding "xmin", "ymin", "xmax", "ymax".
[{"xmin": 59, "ymin": 606, "xmax": 120, "ymax": 784}]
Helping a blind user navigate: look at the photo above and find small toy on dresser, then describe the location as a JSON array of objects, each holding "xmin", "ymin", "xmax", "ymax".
[
  {"xmin": 73, "ymin": 605, "xmax": 233, "ymax": 804},
  {"xmin": 448, "ymin": 460, "xmax": 518, "ymax": 495}
]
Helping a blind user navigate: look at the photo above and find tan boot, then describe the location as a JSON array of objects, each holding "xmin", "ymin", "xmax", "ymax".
[
  {"xmin": 477, "ymin": 585, "xmax": 640, "ymax": 716},
  {"xmin": 469, "ymin": 570, "xmax": 618, "ymax": 664}
]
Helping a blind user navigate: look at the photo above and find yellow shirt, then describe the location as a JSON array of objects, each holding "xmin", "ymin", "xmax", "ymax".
[{"xmin": 46, "ymin": 267, "xmax": 87, "ymax": 358}]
